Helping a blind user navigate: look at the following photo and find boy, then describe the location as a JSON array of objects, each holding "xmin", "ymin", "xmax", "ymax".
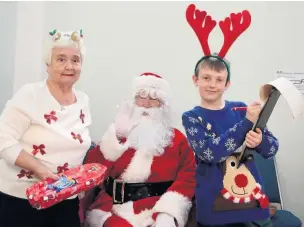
[
  {"xmin": 183, "ymin": 4, "xmax": 279, "ymax": 227},
  {"xmin": 182, "ymin": 55, "xmax": 279, "ymax": 227}
]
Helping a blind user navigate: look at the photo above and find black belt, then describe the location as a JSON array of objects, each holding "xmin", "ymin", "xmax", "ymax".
[{"xmin": 104, "ymin": 177, "xmax": 173, "ymax": 204}]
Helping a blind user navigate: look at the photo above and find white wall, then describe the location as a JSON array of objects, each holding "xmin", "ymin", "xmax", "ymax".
[
  {"xmin": 0, "ymin": 2, "xmax": 18, "ymax": 110},
  {"xmin": 9, "ymin": 1, "xmax": 304, "ymax": 221},
  {"xmin": 13, "ymin": 2, "xmax": 46, "ymax": 93}
]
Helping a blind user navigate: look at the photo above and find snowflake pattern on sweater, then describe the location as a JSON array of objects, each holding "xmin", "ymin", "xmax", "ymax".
[
  {"xmin": 182, "ymin": 101, "xmax": 279, "ymax": 225},
  {"xmin": 183, "ymin": 105, "xmax": 279, "ymax": 163}
]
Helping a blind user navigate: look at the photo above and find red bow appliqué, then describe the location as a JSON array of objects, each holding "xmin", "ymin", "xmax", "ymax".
[
  {"xmin": 80, "ymin": 109, "xmax": 85, "ymax": 124},
  {"xmin": 57, "ymin": 162, "xmax": 69, "ymax": 173},
  {"xmin": 32, "ymin": 144, "xmax": 46, "ymax": 156},
  {"xmin": 44, "ymin": 110, "xmax": 58, "ymax": 124},
  {"xmin": 17, "ymin": 169, "xmax": 34, "ymax": 179},
  {"xmin": 71, "ymin": 132, "xmax": 83, "ymax": 144}
]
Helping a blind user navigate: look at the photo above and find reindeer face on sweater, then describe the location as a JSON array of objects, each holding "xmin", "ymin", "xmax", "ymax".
[
  {"xmin": 223, "ymin": 156, "xmax": 257, "ymax": 198},
  {"xmin": 213, "ymin": 154, "xmax": 269, "ymax": 211}
]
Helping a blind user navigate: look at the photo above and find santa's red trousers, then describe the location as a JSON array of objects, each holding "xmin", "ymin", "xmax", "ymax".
[{"xmin": 104, "ymin": 215, "xmax": 132, "ymax": 227}]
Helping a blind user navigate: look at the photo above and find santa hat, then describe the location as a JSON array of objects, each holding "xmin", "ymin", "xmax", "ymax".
[
  {"xmin": 43, "ymin": 29, "xmax": 85, "ymax": 64},
  {"xmin": 132, "ymin": 72, "xmax": 171, "ymax": 105}
]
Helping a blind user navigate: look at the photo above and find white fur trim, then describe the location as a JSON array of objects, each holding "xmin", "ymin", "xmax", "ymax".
[
  {"xmin": 120, "ymin": 149, "xmax": 154, "ymax": 183},
  {"xmin": 152, "ymin": 191, "xmax": 192, "ymax": 227},
  {"xmin": 113, "ymin": 202, "xmax": 154, "ymax": 227},
  {"xmin": 85, "ymin": 209, "xmax": 112, "ymax": 227},
  {"xmin": 99, "ymin": 123, "xmax": 129, "ymax": 162},
  {"xmin": 132, "ymin": 75, "xmax": 171, "ymax": 102}
]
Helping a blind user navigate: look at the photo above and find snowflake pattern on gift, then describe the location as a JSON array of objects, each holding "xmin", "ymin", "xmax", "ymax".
[
  {"xmin": 225, "ymin": 138, "xmax": 237, "ymax": 151},
  {"xmin": 187, "ymin": 127, "xmax": 198, "ymax": 136}
]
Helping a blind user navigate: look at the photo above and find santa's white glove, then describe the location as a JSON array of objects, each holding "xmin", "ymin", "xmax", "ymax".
[
  {"xmin": 115, "ymin": 100, "xmax": 138, "ymax": 138},
  {"xmin": 154, "ymin": 213, "xmax": 176, "ymax": 227}
]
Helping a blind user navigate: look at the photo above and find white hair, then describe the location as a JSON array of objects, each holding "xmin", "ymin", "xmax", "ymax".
[{"xmin": 43, "ymin": 30, "xmax": 86, "ymax": 65}]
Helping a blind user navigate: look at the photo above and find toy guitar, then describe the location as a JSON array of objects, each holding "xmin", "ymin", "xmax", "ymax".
[
  {"xmin": 237, "ymin": 87, "xmax": 281, "ymax": 168},
  {"xmin": 26, "ymin": 163, "xmax": 107, "ymax": 210}
]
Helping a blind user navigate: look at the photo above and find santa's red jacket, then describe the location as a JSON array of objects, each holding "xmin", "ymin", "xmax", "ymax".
[{"xmin": 83, "ymin": 123, "xmax": 196, "ymax": 227}]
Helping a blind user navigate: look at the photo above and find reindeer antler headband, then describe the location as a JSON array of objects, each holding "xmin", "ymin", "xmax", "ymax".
[{"xmin": 186, "ymin": 4, "xmax": 251, "ymax": 81}]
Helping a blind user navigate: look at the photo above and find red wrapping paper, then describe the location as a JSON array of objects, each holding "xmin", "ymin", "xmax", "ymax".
[{"xmin": 26, "ymin": 163, "xmax": 107, "ymax": 210}]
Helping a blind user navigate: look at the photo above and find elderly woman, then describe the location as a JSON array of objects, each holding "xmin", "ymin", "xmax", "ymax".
[{"xmin": 0, "ymin": 29, "xmax": 91, "ymax": 227}]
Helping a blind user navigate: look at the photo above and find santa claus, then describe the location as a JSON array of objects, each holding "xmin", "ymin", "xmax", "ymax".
[{"xmin": 83, "ymin": 72, "xmax": 196, "ymax": 227}]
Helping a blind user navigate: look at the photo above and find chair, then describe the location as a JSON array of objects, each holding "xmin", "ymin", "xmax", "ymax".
[{"xmin": 253, "ymin": 153, "xmax": 302, "ymax": 227}]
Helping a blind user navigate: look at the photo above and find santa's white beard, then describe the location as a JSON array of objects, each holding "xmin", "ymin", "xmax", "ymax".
[{"xmin": 127, "ymin": 106, "xmax": 174, "ymax": 155}]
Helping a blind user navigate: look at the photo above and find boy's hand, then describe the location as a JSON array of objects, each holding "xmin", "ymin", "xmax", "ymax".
[
  {"xmin": 245, "ymin": 128, "xmax": 262, "ymax": 148},
  {"xmin": 246, "ymin": 101, "xmax": 262, "ymax": 123}
]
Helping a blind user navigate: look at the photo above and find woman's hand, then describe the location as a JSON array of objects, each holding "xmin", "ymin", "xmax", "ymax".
[
  {"xmin": 15, "ymin": 150, "xmax": 58, "ymax": 181},
  {"xmin": 34, "ymin": 164, "xmax": 59, "ymax": 181}
]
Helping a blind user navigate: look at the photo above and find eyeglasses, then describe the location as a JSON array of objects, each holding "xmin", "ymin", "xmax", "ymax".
[
  {"xmin": 135, "ymin": 96, "xmax": 161, "ymax": 106},
  {"xmin": 135, "ymin": 89, "xmax": 163, "ymax": 106}
]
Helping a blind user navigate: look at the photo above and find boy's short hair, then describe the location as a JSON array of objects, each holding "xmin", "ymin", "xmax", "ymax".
[{"xmin": 194, "ymin": 53, "xmax": 231, "ymax": 84}]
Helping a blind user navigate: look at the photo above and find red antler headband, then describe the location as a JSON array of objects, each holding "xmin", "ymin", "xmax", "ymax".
[{"xmin": 186, "ymin": 4, "xmax": 251, "ymax": 80}]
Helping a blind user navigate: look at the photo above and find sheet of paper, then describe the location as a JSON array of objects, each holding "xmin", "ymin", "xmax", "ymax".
[
  {"xmin": 260, "ymin": 77, "xmax": 304, "ymax": 120},
  {"xmin": 275, "ymin": 70, "xmax": 304, "ymax": 96}
]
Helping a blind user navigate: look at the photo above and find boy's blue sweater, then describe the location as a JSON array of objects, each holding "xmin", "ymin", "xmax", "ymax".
[{"xmin": 182, "ymin": 101, "xmax": 279, "ymax": 225}]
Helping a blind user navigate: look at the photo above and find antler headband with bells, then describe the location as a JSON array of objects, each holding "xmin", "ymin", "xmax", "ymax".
[{"xmin": 186, "ymin": 4, "xmax": 251, "ymax": 82}]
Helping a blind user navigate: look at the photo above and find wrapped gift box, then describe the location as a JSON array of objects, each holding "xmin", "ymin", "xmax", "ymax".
[{"xmin": 26, "ymin": 163, "xmax": 107, "ymax": 210}]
